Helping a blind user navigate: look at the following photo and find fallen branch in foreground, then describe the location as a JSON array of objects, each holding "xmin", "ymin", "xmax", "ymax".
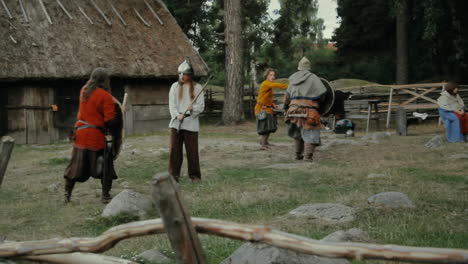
[
  {"xmin": 0, "ymin": 217, "xmax": 467, "ymax": 264},
  {"xmin": 20, "ymin": 252, "xmax": 136, "ymax": 264}
]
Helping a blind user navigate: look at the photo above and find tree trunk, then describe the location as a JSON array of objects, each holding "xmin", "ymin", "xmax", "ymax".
[
  {"xmin": 222, "ymin": 0, "xmax": 244, "ymax": 125},
  {"xmin": 396, "ymin": 0, "xmax": 409, "ymax": 84}
]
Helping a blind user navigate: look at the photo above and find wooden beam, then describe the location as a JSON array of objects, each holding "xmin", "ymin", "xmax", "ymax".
[
  {"xmin": 56, "ymin": 0, "xmax": 73, "ymax": 20},
  {"xmin": 144, "ymin": 0, "xmax": 164, "ymax": 25},
  {"xmin": 90, "ymin": 0, "xmax": 112, "ymax": 26},
  {"xmin": 400, "ymin": 87, "xmax": 437, "ymax": 106},
  {"xmin": 0, "ymin": 136, "xmax": 15, "ymax": 187},
  {"xmin": 386, "ymin": 87, "xmax": 394, "ymax": 128},
  {"xmin": 401, "ymin": 88, "xmax": 438, "ymax": 104},
  {"xmin": 38, "ymin": 0, "xmax": 53, "ymax": 24},
  {"xmin": 0, "ymin": 217, "xmax": 467, "ymax": 263},
  {"xmin": 1, "ymin": 0, "xmax": 13, "ymax": 19},
  {"xmin": 152, "ymin": 172, "xmax": 207, "ymax": 264}
]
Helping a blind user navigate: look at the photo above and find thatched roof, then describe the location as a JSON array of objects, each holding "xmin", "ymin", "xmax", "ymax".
[{"xmin": 0, "ymin": 0, "xmax": 209, "ymax": 80}]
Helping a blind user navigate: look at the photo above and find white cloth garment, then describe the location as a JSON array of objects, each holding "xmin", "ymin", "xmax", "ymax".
[{"xmin": 168, "ymin": 82, "xmax": 204, "ymax": 132}]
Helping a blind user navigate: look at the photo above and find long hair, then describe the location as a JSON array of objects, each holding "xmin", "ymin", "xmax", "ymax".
[
  {"xmin": 445, "ymin": 81, "xmax": 458, "ymax": 95},
  {"xmin": 263, "ymin": 68, "xmax": 275, "ymax": 80},
  {"xmin": 81, "ymin": 68, "xmax": 111, "ymax": 101},
  {"xmin": 178, "ymin": 76, "xmax": 195, "ymax": 101}
]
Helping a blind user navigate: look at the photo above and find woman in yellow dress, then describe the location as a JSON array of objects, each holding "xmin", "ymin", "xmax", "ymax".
[{"xmin": 255, "ymin": 68, "xmax": 288, "ymax": 150}]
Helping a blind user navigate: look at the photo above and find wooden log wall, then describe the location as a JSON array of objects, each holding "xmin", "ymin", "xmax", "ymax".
[{"xmin": 124, "ymin": 80, "xmax": 173, "ymax": 134}]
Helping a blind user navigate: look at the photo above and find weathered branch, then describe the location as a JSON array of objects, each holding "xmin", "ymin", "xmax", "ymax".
[
  {"xmin": 0, "ymin": 136, "xmax": 15, "ymax": 187},
  {"xmin": 152, "ymin": 172, "xmax": 207, "ymax": 263},
  {"xmin": 20, "ymin": 252, "xmax": 136, "ymax": 264},
  {"xmin": 0, "ymin": 218, "xmax": 467, "ymax": 263}
]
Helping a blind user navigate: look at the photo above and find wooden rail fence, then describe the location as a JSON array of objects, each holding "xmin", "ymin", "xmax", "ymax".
[{"xmin": 0, "ymin": 172, "xmax": 467, "ymax": 264}]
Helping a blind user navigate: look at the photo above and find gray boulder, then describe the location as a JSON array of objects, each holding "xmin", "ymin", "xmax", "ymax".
[
  {"xmin": 220, "ymin": 243, "xmax": 349, "ymax": 264},
  {"xmin": 102, "ymin": 190, "xmax": 153, "ymax": 218},
  {"xmin": 367, "ymin": 192, "xmax": 415, "ymax": 208},
  {"xmin": 137, "ymin": 250, "xmax": 170, "ymax": 264},
  {"xmin": 425, "ymin": 135, "xmax": 447, "ymax": 148},
  {"xmin": 322, "ymin": 228, "xmax": 370, "ymax": 243},
  {"xmin": 289, "ymin": 203, "xmax": 355, "ymax": 224}
]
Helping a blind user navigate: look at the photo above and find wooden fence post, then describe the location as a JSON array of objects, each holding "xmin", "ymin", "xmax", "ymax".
[
  {"xmin": 0, "ymin": 136, "xmax": 15, "ymax": 187},
  {"xmin": 151, "ymin": 172, "xmax": 207, "ymax": 264}
]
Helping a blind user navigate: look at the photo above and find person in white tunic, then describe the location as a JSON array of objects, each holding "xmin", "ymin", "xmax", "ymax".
[{"xmin": 168, "ymin": 60, "xmax": 205, "ymax": 181}]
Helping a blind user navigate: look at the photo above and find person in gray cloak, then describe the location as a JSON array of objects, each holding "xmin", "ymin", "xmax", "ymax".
[{"xmin": 284, "ymin": 57, "xmax": 327, "ymax": 161}]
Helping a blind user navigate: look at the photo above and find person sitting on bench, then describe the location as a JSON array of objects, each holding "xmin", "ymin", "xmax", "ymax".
[{"xmin": 437, "ymin": 82, "xmax": 468, "ymax": 142}]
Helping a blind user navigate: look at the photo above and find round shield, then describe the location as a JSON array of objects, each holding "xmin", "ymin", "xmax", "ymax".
[{"xmin": 318, "ymin": 77, "xmax": 335, "ymax": 116}]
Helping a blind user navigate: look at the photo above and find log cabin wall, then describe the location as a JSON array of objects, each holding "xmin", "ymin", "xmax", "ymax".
[
  {"xmin": 125, "ymin": 79, "xmax": 174, "ymax": 134},
  {"xmin": 4, "ymin": 84, "xmax": 54, "ymax": 144}
]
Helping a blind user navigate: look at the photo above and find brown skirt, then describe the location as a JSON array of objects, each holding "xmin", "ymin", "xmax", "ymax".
[{"xmin": 64, "ymin": 148, "xmax": 117, "ymax": 183}]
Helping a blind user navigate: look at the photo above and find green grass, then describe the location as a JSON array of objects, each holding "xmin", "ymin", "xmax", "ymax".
[{"xmin": 0, "ymin": 121, "xmax": 467, "ymax": 263}]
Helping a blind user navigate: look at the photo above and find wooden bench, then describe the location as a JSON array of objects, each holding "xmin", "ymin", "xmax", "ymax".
[{"xmin": 344, "ymin": 99, "xmax": 382, "ymax": 132}]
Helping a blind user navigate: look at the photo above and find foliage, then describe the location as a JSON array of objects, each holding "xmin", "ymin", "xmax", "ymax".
[{"xmin": 334, "ymin": 0, "xmax": 468, "ymax": 83}]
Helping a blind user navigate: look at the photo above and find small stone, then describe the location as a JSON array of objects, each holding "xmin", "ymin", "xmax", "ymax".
[
  {"xmin": 121, "ymin": 181, "xmax": 130, "ymax": 189},
  {"xmin": 137, "ymin": 249, "xmax": 171, "ymax": 264},
  {"xmin": 259, "ymin": 185, "xmax": 269, "ymax": 191},
  {"xmin": 368, "ymin": 192, "xmax": 415, "ymax": 208},
  {"xmin": 46, "ymin": 182, "xmax": 62, "ymax": 193},
  {"xmin": 288, "ymin": 203, "xmax": 355, "ymax": 224},
  {"xmin": 367, "ymin": 173, "xmax": 386, "ymax": 179}
]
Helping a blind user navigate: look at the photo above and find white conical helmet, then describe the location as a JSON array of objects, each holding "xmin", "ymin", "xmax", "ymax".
[{"xmin": 178, "ymin": 59, "xmax": 194, "ymax": 80}]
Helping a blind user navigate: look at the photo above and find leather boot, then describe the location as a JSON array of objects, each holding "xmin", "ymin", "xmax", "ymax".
[
  {"xmin": 294, "ymin": 139, "xmax": 304, "ymax": 160},
  {"xmin": 101, "ymin": 177, "xmax": 113, "ymax": 204},
  {"xmin": 64, "ymin": 179, "xmax": 75, "ymax": 203},
  {"xmin": 303, "ymin": 144, "xmax": 316, "ymax": 162}
]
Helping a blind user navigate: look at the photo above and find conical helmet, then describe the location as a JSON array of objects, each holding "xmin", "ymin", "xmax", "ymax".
[{"xmin": 177, "ymin": 59, "xmax": 194, "ymax": 80}]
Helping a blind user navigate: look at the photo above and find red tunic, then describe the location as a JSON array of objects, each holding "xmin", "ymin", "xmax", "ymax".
[{"xmin": 74, "ymin": 88, "xmax": 115, "ymax": 150}]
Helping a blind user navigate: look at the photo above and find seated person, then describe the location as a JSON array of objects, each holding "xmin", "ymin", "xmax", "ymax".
[{"xmin": 437, "ymin": 82, "xmax": 467, "ymax": 142}]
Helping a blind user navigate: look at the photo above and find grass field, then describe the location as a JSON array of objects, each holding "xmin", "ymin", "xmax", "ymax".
[{"xmin": 0, "ymin": 120, "xmax": 467, "ymax": 263}]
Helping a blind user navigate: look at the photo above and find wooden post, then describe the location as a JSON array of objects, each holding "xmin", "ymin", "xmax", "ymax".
[
  {"xmin": 151, "ymin": 172, "xmax": 207, "ymax": 264},
  {"xmin": 386, "ymin": 87, "xmax": 394, "ymax": 128},
  {"xmin": 396, "ymin": 106, "xmax": 407, "ymax": 136},
  {"xmin": 0, "ymin": 136, "xmax": 15, "ymax": 187}
]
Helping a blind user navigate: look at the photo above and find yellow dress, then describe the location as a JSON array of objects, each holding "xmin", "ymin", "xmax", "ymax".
[{"xmin": 255, "ymin": 80, "xmax": 288, "ymax": 116}]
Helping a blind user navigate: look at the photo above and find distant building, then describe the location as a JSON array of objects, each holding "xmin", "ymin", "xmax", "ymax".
[{"xmin": 0, "ymin": 0, "xmax": 208, "ymax": 144}]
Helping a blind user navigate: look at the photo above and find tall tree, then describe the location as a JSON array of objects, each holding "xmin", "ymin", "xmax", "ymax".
[
  {"xmin": 396, "ymin": 0, "xmax": 409, "ymax": 84},
  {"xmin": 222, "ymin": 0, "xmax": 244, "ymax": 124}
]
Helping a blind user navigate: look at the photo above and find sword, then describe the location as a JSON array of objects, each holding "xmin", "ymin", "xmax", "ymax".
[{"xmin": 175, "ymin": 75, "xmax": 213, "ymax": 132}]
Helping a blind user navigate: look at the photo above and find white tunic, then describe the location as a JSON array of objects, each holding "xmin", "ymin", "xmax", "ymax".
[
  {"xmin": 437, "ymin": 90, "xmax": 464, "ymax": 112},
  {"xmin": 168, "ymin": 82, "xmax": 204, "ymax": 132}
]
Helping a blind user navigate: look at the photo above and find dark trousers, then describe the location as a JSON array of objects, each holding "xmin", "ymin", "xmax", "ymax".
[{"xmin": 169, "ymin": 128, "xmax": 201, "ymax": 181}]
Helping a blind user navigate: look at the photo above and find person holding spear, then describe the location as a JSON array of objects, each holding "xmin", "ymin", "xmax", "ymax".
[{"xmin": 168, "ymin": 60, "xmax": 209, "ymax": 182}]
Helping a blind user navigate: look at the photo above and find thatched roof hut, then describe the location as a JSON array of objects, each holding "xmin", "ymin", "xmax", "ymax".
[
  {"xmin": 0, "ymin": 0, "xmax": 208, "ymax": 79},
  {"xmin": 0, "ymin": 0, "xmax": 209, "ymax": 143}
]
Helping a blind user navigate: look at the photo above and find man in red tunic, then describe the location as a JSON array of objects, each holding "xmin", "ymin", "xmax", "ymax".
[{"xmin": 64, "ymin": 68, "xmax": 119, "ymax": 203}]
